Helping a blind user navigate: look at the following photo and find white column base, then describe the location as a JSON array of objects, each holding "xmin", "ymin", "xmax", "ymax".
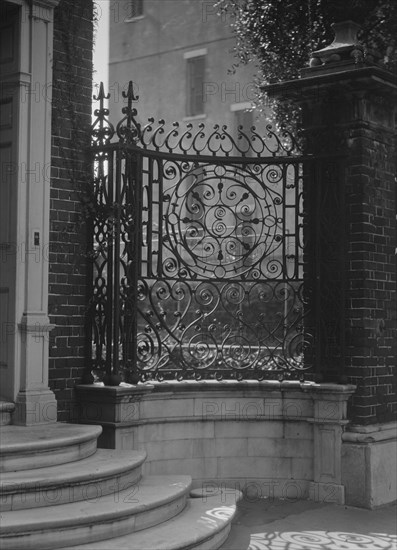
[
  {"xmin": 14, "ymin": 389, "xmax": 57, "ymax": 425},
  {"xmin": 303, "ymin": 383, "xmax": 356, "ymax": 507},
  {"xmin": 342, "ymin": 422, "xmax": 397, "ymax": 508}
]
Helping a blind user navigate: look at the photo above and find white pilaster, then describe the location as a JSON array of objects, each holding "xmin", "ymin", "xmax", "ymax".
[{"xmin": 14, "ymin": 0, "xmax": 60, "ymax": 425}]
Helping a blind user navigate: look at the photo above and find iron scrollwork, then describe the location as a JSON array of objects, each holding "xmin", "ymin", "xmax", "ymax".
[{"xmin": 87, "ymin": 81, "xmax": 312, "ymax": 383}]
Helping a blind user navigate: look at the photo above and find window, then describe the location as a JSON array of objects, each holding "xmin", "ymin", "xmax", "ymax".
[
  {"xmin": 232, "ymin": 104, "xmax": 254, "ymax": 157},
  {"xmin": 186, "ymin": 56, "xmax": 206, "ymax": 117},
  {"xmin": 129, "ymin": 0, "xmax": 144, "ymax": 19},
  {"xmin": 234, "ymin": 108, "xmax": 253, "ymax": 135}
]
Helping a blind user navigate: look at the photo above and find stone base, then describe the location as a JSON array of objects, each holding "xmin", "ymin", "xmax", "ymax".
[
  {"xmin": 76, "ymin": 383, "xmax": 155, "ymax": 449},
  {"xmin": 342, "ymin": 422, "xmax": 397, "ymax": 509},
  {"xmin": 13, "ymin": 389, "xmax": 57, "ymax": 425},
  {"xmin": 76, "ymin": 380, "xmax": 357, "ymax": 506},
  {"xmin": 309, "ymin": 481, "xmax": 345, "ymax": 505}
]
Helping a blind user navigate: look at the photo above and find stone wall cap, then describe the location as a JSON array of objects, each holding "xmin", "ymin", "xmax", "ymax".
[
  {"xmin": 264, "ymin": 65, "xmax": 397, "ymax": 101},
  {"xmin": 76, "ymin": 380, "xmax": 356, "ymax": 398},
  {"xmin": 149, "ymin": 379, "xmax": 304, "ymax": 393},
  {"xmin": 342, "ymin": 421, "xmax": 397, "ymax": 443},
  {"xmin": 301, "ymin": 382, "xmax": 357, "ymax": 394},
  {"xmin": 346, "ymin": 421, "xmax": 397, "ymax": 434},
  {"xmin": 75, "ymin": 383, "xmax": 154, "ymax": 396}
]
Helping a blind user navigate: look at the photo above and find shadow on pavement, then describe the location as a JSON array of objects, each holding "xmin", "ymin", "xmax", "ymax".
[{"xmin": 219, "ymin": 497, "xmax": 397, "ymax": 549}]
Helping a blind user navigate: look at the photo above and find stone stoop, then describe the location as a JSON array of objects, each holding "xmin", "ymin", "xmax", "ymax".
[
  {"xmin": 0, "ymin": 423, "xmax": 240, "ymax": 550},
  {"xmin": 0, "ymin": 402, "xmax": 15, "ymax": 426}
]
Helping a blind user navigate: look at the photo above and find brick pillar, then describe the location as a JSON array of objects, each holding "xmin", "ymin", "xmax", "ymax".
[
  {"xmin": 49, "ymin": 0, "xmax": 93, "ymax": 421},
  {"xmin": 266, "ymin": 21, "xmax": 397, "ymax": 425},
  {"xmin": 266, "ymin": 21, "xmax": 396, "ymax": 508}
]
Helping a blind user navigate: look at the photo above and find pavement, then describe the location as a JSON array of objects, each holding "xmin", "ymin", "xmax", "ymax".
[{"xmin": 219, "ymin": 497, "xmax": 397, "ymax": 550}]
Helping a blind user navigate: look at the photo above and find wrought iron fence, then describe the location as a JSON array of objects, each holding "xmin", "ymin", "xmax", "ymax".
[{"xmin": 86, "ymin": 82, "xmax": 314, "ymax": 383}]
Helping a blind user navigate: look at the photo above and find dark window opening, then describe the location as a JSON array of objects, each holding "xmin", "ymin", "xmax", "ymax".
[
  {"xmin": 235, "ymin": 109, "xmax": 253, "ymax": 135},
  {"xmin": 186, "ymin": 56, "xmax": 206, "ymax": 117}
]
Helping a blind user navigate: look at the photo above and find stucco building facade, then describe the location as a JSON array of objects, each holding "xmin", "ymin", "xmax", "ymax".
[{"xmin": 109, "ymin": 0, "xmax": 265, "ymax": 134}]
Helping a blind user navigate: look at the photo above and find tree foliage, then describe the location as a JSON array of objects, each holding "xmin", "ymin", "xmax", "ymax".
[{"xmin": 216, "ymin": 0, "xmax": 396, "ymax": 128}]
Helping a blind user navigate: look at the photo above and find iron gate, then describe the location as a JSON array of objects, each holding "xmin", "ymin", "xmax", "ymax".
[{"xmin": 86, "ymin": 83, "xmax": 314, "ymax": 383}]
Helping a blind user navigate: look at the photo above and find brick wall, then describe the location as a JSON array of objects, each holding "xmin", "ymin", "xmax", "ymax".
[
  {"xmin": 268, "ymin": 72, "xmax": 397, "ymax": 426},
  {"xmin": 49, "ymin": 0, "xmax": 93, "ymax": 421},
  {"xmin": 302, "ymin": 86, "xmax": 396, "ymax": 425},
  {"xmin": 344, "ymin": 95, "xmax": 397, "ymax": 424}
]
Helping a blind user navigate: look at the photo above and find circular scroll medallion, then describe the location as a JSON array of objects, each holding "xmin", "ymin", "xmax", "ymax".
[{"xmin": 164, "ymin": 165, "xmax": 280, "ymax": 278}]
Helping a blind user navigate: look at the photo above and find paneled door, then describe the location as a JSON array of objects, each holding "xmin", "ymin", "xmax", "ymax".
[{"xmin": 0, "ymin": 3, "xmax": 20, "ymax": 400}]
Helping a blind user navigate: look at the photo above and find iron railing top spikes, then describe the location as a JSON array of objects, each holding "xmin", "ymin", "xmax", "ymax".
[
  {"xmin": 91, "ymin": 81, "xmax": 300, "ymax": 156},
  {"xmin": 116, "ymin": 80, "xmax": 142, "ymax": 144},
  {"xmin": 91, "ymin": 82, "xmax": 115, "ymax": 146}
]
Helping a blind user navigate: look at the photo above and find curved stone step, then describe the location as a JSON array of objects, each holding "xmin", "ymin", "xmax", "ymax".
[
  {"xmin": 0, "ymin": 475, "xmax": 191, "ymax": 550},
  {"xmin": 63, "ymin": 489, "xmax": 242, "ymax": 550},
  {"xmin": 0, "ymin": 423, "xmax": 102, "ymax": 472},
  {"xmin": 1, "ymin": 449, "xmax": 147, "ymax": 511}
]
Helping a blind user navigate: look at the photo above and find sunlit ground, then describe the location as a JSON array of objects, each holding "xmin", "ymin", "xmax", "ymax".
[
  {"xmin": 247, "ymin": 530, "xmax": 396, "ymax": 549},
  {"xmin": 219, "ymin": 498, "xmax": 397, "ymax": 550}
]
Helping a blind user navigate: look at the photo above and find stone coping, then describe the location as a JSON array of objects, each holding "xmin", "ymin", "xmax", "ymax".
[
  {"xmin": 265, "ymin": 64, "xmax": 397, "ymax": 100},
  {"xmin": 76, "ymin": 383, "xmax": 155, "ymax": 401},
  {"xmin": 82, "ymin": 382, "xmax": 155, "ymax": 393},
  {"xmin": 151, "ymin": 379, "xmax": 303, "ymax": 393},
  {"xmin": 76, "ymin": 380, "xmax": 356, "ymax": 395},
  {"xmin": 342, "ymin": 421, "xmax": 397, "ymax": 443},
  {"xmin": 77, "ymin": 380, "xmax": 356, "ymax": 394}
]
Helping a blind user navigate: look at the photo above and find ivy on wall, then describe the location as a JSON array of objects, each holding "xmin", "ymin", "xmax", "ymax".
[{"xmin": 215, "ymin": 0, "xmax": 397, "ymax": 129}]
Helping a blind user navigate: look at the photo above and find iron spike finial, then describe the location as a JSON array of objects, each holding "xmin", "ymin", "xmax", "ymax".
[
  {"xmin": 116, "ymin": 80, "xmax": 141, "ymax": 142},
  {"xmin": 91, "ymin": 81, "xmax": 115, "ymax": 145},
  {"xmin": 122, "ymin": 80, "xmax": 139, "ymax": 102},
  {"xmin": 93, "ymin": 81, "xmax": 111, "ymax": 102}
]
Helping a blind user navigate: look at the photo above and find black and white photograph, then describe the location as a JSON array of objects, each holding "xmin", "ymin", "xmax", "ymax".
[{"xmin": 0, "ymin": 1, "xmax": 396, "ymax": 548}]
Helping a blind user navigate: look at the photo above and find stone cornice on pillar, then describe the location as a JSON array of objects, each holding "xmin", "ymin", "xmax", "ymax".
[
  {"xmin": 301, "ymin": 382, "xmax": 357, "ymax": 394},
  {"xmin": 264, "ymin": 65, "xmax": 397, "ymax": 103},
  {"xmin": 342, "ymin": 421, "xmax": 397, "ymax": 443}
]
